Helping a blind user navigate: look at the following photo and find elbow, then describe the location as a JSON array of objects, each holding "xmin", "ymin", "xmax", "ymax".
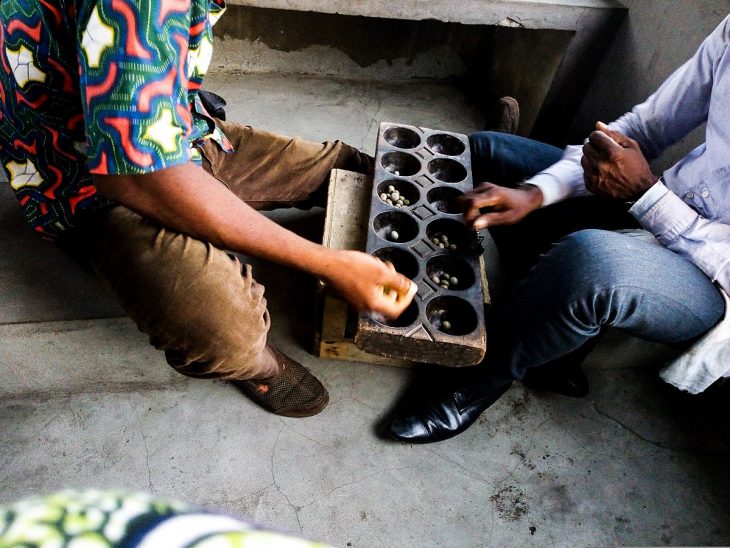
[
  {"xmin": 92, "ymin": 173, "xmax": 154, "ymax": 212},
  {"xmin": 92, "ymin": 174, "xmax": 128, "ymax": 202}
]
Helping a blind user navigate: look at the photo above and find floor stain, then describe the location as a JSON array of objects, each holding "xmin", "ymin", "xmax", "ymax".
[{"xmin": 491, "ymin": 485, "xmax": 529, "ymax": 522}]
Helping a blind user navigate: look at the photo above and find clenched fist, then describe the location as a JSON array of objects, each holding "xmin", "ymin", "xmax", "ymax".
[{"xmin": 581, "ymin": 122, "xmax": 658, "ymax": 201}]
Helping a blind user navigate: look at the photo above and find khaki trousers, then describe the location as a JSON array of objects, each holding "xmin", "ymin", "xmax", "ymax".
[{"xmin": 71, "ymin": 120, "xmax": 372, "ymax": 380}]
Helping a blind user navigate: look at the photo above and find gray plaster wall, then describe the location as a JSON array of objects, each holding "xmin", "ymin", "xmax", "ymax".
[{"xmin": 570, "ymin": 1, "xmax": 729, "ymax": 170}]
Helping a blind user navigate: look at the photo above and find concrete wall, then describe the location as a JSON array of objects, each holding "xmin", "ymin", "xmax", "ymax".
[
  {"xmin": 570, "ymin": 1, "xmax": 729, "ymax": 170},
  {"xmin": 211, "ymin": 6, "xmax": 576, "ymax": 135}
]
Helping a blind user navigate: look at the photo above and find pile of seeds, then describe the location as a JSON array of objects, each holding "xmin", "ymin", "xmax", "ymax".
[
  {"xmin": 431, "ymin": 272, "xmax": 459, "ymax": 289},
  {"xmin": 380, "ymin": 185, "xmax": 411, "ymax": 208},
  {"xmin": 431, "ymin": 232, "xmax": 458, "ymax": 251}
]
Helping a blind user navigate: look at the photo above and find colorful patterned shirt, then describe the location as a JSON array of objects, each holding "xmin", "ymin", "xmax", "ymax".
[{"xmin": 0, "ymin": 0, "xmax": 232, "ymax": 240}]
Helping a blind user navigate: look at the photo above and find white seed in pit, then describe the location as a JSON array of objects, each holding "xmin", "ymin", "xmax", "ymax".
[
  {"xmin": 386, "ymin": 199, "xmax": 393, "ymax": 205},
  {"xmin": 394, "ymin": 170, "xmax": 400, "ymax": 176},
  {"xmin": 380, "ymin": 193, "xmax": 388, "ymax": 201},
  {"xmin": 449, "ymin": 244, "xmax": 457, "ymax": 251},
  {"xmin": 438, "ymin": 243, "xmax": 445, "ymax": 249},
  {"xmin": 388, "ymin": 185, "xmax": 395, "ymax": 192},
  {"xmin": 432, "ymin": 238, "xmax": 440, "ymax": 245},
  {"xmin": 431, "ymin": 275, "xmax": 440, "ymax": 284},
  {"xmin": 396, "ymin": 200, "xmax": 404, "ymax": 207},
  {"xmin": 391, "ymin": 191, "xmax": 400, "ymax": 201},
  {"xmin": 403, "ymin": 199, "xmax": 410, "ymax": 206},
  {"xmin": 390, "ymin": 230, "xmax": 399, "ymax": 241},
  {"xmin": 442, "ymin": 320, "xmax": 452, "ymax": 331},
  {"xmin": 441, "ymin": 235, "xmax": 449, "ymax": 244},
  {"xmin": 450, "ymin": 276, "xmax": 458, "ymax": 285}
]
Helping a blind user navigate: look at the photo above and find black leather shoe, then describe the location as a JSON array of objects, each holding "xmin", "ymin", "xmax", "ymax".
[
  {"xmin": 389, "ymin": 379, "xmax": 511, "ymax": 444},
  {"xmin": 522, "ymin": 364, "xmax": 589, "ymax": 398}
]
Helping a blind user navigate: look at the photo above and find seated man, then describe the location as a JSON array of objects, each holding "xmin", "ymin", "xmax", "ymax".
[
  {"xmin": 388, "ymin": 15, "xmax": 730, "ymax": 443},
  {"xmin": 0, "ymin": 1, "xmax": 416, "ymax": 417}
]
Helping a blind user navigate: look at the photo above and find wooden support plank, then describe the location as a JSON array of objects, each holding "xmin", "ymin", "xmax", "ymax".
[{"xmin": 315, "ymin": 170, "xmax": 416, "ymax": 366}]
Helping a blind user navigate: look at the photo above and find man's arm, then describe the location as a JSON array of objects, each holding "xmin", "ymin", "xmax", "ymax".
[
  {"xmin": 93, "ymin": 162, "xmax": 417, "ymax": 318},
  {"xmin": 503, "ymin": 15, "xmax": 730, "ymax": 211},
  {"xmin": 460, "ymin": 182, "xmax": 544, "ymax": 230},
  {"xmin": 583, "ymin": 123, "xmax": 730, "ymax": 294},
  {"xmin": 609, "ymin": 15, "xmax": 729, "ymax": 159},
  {"xmin": 631, "ymin": 182, "xmax": 730, "ymax": 293}
]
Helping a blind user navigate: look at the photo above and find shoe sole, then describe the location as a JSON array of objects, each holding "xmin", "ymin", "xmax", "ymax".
[{"xmin": 275, "ymin": 390, "xmax": 330, "ymax": 418}]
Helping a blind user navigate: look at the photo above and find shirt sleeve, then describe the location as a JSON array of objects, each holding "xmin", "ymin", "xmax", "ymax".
[
  {"xmin": 77, "ymin": 0, "xmax": 194, "ymax": 175},
  {"xmin": 630, "ymin": 180, "xmax": 730, "ymax": 293},
  {"xmin": 526, "ymin": 15, "xmax": 730, "ymax": 208},
  {"xmin": 608, "ymin": 15, "xmax": 729, "ymax": 159},
  {"xmin": 523, "ymin": 144, "xmax": 591, "ymax": 206}
]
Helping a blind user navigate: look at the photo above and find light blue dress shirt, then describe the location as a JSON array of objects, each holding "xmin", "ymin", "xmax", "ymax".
[{"xmin": 527, "ymin": 15, "xmax": 730, "ymax": 293}]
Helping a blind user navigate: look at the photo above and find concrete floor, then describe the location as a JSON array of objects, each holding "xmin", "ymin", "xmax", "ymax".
[{"xmin": 2, "ymin": 71, "xmax": 730, "ymax": 547}]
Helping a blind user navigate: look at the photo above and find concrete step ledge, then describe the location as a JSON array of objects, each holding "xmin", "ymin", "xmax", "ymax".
[
  {"xmin": 225, "ymin": 0, "xmax": 624, "ymax": 30},
  {"xmin": 0, "ymin": 318, "xmax": 185, "ymax": 400}
]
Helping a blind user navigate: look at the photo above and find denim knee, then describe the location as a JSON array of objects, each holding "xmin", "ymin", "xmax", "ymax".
[
  {"xmin": 469, "ymin": 131, "xmax": 563, "ymax": 186},
  {"xmin": 527, "ymin": 229, "xmax": 724, "ymax": 342}
]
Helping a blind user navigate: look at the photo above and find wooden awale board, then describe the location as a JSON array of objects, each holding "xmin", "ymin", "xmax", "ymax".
[{"xmin": 313, "ymin": 169, "xmax": 489, "ymax": 367}]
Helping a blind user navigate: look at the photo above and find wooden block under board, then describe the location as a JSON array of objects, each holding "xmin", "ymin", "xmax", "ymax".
[{"xmin": 314, "ymin": 169, "xmax": 414, "ymax": 367}]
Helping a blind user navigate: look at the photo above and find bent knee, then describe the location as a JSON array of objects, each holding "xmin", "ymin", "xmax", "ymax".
[
  {"xmin": 537, "ymin": 229, "xmax": 724, "ymax": 331},
  {"xmin": 151, "ymin": 261, "xmax": 273, "ymax": 381},
  {"xmin": 547, "ymin": 229, "xmax": 647, "ymax": 287}
]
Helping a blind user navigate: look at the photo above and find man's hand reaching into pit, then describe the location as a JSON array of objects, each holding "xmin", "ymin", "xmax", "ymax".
[
  {"xmin": 322, "ymin": 249, "xmax": 417, "ymax": 319},
  {"xmin": 459, "ymin": 182, "xmax": 543, "ymax": 230},
  {"xmin": 581, "ymin": 121, "xmax": 659, "ymax": 201}
]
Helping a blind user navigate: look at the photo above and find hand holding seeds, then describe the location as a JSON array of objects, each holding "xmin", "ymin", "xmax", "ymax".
[
  {"xmin": 323, "ymin": 250, "xmax": 417, "ymax": 320},
  {"xmin": 581, "ymin": 121, "xmax": 657, "ymax": 201}
]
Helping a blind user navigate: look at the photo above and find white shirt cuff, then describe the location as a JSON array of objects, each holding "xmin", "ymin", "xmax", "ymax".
[
  {"xmin": 524, "ymin": 173, "xmax": 567, "ymax": 207},
  {"xmin": 629, "ymin": 179, "xmax": 668, "ymax": 218}
]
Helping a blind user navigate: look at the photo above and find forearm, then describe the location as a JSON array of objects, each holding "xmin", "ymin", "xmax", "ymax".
[
  {"xmin": 630, "ymin": 180, "xmax": 730, "ymax": 292},
  {"xmin": 93, "ymin": 162, "xmax": 336, "ymax": 278}
]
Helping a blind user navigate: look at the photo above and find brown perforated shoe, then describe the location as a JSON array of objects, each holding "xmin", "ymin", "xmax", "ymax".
[
  {"xmin": 484, "ymin": 96, "xmax": 520, "ymax": 135},
  {"xmin": 231, "ymin": 346, "xmax": 329, "ymax": 417}
]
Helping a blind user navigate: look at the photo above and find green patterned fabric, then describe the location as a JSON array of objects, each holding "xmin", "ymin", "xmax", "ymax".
[
  {"xmin": 0, "ymin": 490, "xmax": 331, "ymax": 547},
  {"xmin": 0, "ymin": 0, "xmax": 232, "ymax": 239}
]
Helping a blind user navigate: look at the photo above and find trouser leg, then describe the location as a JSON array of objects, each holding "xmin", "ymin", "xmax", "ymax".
[
  {"xmin": 490, "ymin": 229, "xmax": 725, "ymax": 381},
  {"xmin": 74, "ymin": 206, "xmax": 278, "ymax": 380},
  {"xmin": 199, "ymin": 119, "xmax": 373, "ymax": 210}
]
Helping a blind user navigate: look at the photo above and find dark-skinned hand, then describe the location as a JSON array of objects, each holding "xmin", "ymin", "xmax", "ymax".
[
  {"xmin": 581, "ymin": 121, "xmax": 658, "ymax": 201},
  {"xmin": 459, "ymin": 182, "xmax": 543, "ymax": 230}
]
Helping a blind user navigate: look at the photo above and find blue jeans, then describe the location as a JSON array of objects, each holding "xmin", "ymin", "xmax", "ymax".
[{"xmin": 469, "ymin": 132, "xmax": 724, "ymax": 381}]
